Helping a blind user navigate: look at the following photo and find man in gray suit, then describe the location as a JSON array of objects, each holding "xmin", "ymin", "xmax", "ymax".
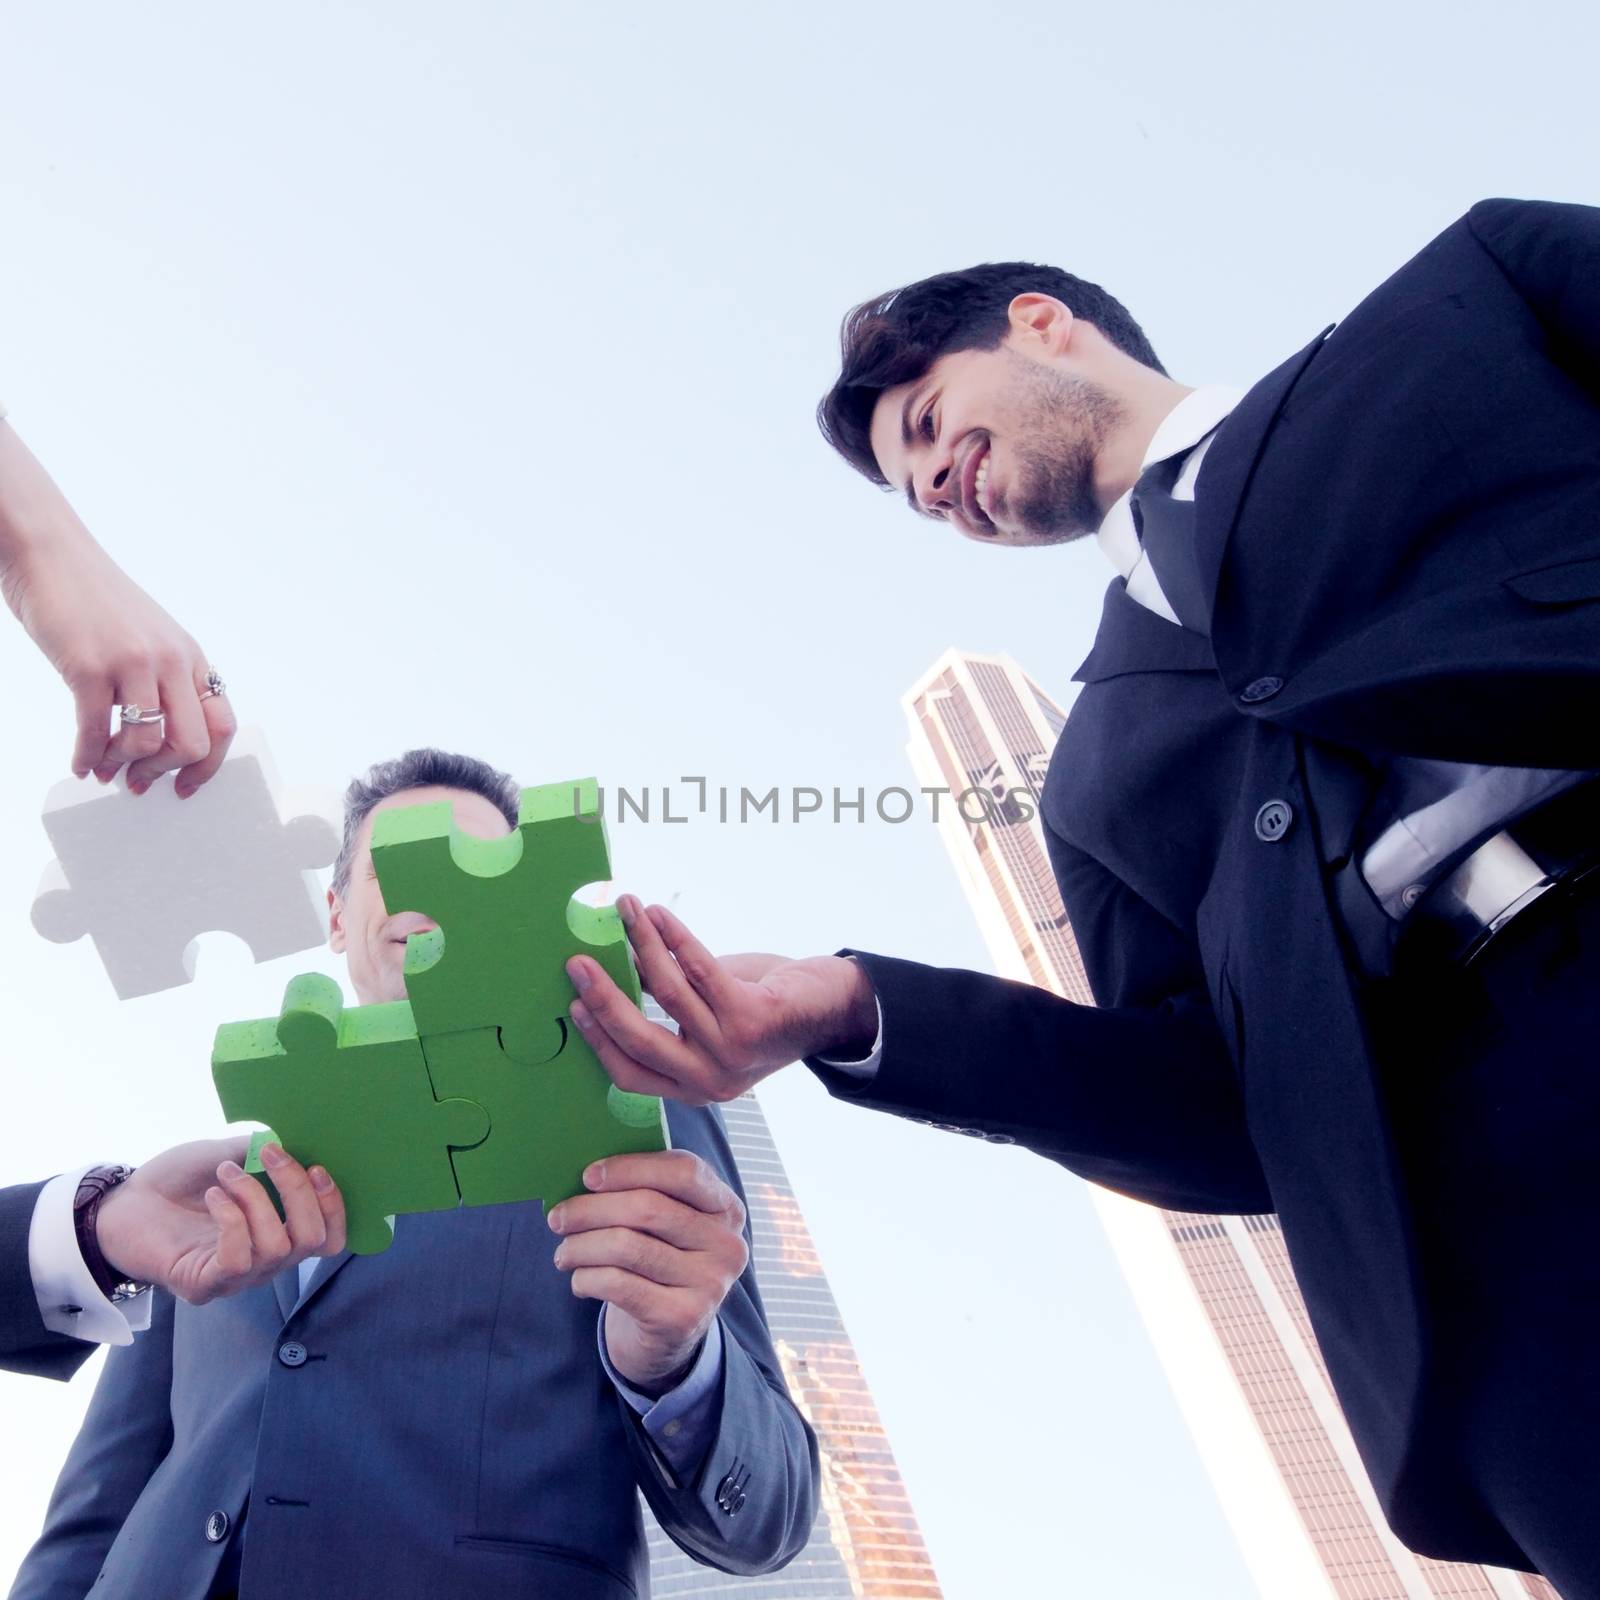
[{"xmin": 10, "ymin": 748, "xmax": 819, "ymax": 1600}]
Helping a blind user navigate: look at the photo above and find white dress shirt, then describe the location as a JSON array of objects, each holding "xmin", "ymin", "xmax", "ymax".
[
  {"xmin": 1093, "ymin": 384, "xmax": 1246, "ymax": 619},
  {"xmin": 28, "ymin": 1169, "xmax": 151, "ymax": 1346}
]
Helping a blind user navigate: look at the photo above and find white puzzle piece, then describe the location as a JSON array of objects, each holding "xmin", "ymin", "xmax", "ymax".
[{"xmin": 31, "ymin": 728, "xmax": 339, "ymax": 999}]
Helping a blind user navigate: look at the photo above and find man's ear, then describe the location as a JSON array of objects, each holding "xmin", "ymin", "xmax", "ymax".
[
  {"xmin": 1007, "ymin": 293, "xmax": 1074, "ymax": 355},
  {"xmin": 327, "ymin": 888, "xmax": 347, "ymax": 954}
]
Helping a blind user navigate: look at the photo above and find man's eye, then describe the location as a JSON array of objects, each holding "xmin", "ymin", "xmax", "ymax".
[{"xmin": 920, "ymin": 410, "xmax": 936, "ymax": 441}]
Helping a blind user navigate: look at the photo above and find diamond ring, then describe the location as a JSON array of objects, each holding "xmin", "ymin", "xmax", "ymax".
[
  {"xmin": 197, "ymin": 669, "xmax": 227, "ymax": 702},
  {"xmin": 118, "ymin": 704, "xmax": 165, "ymax": 726}
]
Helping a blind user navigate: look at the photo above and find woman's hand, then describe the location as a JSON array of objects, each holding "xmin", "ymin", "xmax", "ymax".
[{"xmin": 0, "ymin": 419, "xmax": 235, "ymax": 794}]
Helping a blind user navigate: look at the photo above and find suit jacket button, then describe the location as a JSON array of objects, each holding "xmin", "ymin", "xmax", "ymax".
[
  {"xmin": 1239, "ymin": 675, "xmax": 1284, "ymax": 704},
  {"xmin": 1254, "ymin": 800, "xmax": 1294, "ymax": 842},
  {"xmin": 205, "ymin": 1510, "xmax": 230, "ymax": 1543},
  {"xmin": 277, "ymin": 1341, "xmax": 309, "ymax": 1368}
]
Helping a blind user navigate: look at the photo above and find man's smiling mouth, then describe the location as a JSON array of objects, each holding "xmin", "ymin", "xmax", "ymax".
[{"xmin": 961, "ymin": 440, "xmax": 997, "ymax": 532}]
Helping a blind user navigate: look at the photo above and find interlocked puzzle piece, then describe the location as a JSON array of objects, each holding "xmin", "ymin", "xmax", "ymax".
[
  {"xmin": 370, "ymin": 777, "xmax": 667, "ymax": 1208},
  {"xmin": 211, "ymin": 777, "xmax": 666, "ymax": 1249},
  {"xmin": 369, "ymin": 778, "xmax": 642, "ymax": 1064},
  {"xmin": 33, "ymin": 729, "xmax": 338, "ymax": 999},
  {"xmin": 423, "ymin": 1026, "xmax": 667, "ymax": 1209},
  {"xmin": 213, "ymin": 973, "xmax": 491, "ymax": 1254}
]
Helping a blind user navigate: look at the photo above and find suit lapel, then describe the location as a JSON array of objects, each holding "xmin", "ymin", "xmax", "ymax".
[
  {"xmin": 271, "ymin": 1264, "xmax": 300, "ymax": 1323},
  {"xmin": 273, "ymin": 1247, "xmax": 357, "ymax": 1324},
  {"xmin": 1191, "ymin": 326, "xmax": 1334, "ymax": 615},
  {"xmin": 1073, "ymin": 578, "xmax": 1217, "ymax": 684}
]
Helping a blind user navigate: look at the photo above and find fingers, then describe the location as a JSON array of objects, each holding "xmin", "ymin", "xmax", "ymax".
[
  {"xmin": 95, "ymin": 672, "xmax": 163, "ymax": 783},
  {"xmin": 214, "ymin": 1160, "xmax": 295, "ymax": 1273},
  {"xmin": 69, "ymin": 677, "xmax": 114, "ymax": 780},
  {"xmin": 567, "ymin": 959, "xmax": 710, "ymax": 1099},
  {"xmin": 549, "ymin": 1153, "xmax": 748, "ymax": 1298},
  {"xmin": 618, "ymin": 896, "xmax": 722, "ymax": 1039},
  {"xmin": 637, "ymin": 901, "xmax": 745, "ymax": 1018},
  {"xmin": 548, "ymin": 1183, "xmax": 741, "ymax": 1255},
  {"xmin": 553, "ymin": 1226, "xmax": 708, "ymax": 1287},
  {"xmin": 124, "ymin": 663, "xmax": 209, "ymax": 794},
  {"xmin": 309, "ymin": 1165, "xmax": 347, "ymax": 1257},
  {"xmin": 199, "ymin": 1183, "xmax": 254, "ymax": 1296},
  {"xmin": 175, "ymin": 683, "xmax": 237, "ymax": 796},
  {"xmin": 582, "ymin": 1149, "xmax": 742, "ymax": 1219},
  {"xmin": 566, "ymin": 1267, "xmax": 703, "ymax": 1328},
  {"xmin": 255, "ymin": 1143, "xmax": 332, "ymax": 1261},
  {"xmin": 569, "ymin": 994, "xmax": 705, "ymax": 1100}
]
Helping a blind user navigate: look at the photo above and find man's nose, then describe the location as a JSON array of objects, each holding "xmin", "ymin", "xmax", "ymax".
[{"xmin": 914, "ymin": 455, "xmax": 956, "ymax": 517}]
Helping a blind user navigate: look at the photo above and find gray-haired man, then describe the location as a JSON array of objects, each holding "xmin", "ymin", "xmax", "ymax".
[{"xmin": 12, "ymin": 748, "xmax": 818, "ymax": 1600}]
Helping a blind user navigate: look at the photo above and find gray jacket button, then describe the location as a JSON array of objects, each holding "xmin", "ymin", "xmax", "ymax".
[
  {"xmin": 277, "ymin": 1341, "xmax": 308, "ymax": 1369},
  {"xmin": 1254, "ymin": 800, "xmax": 1294, "ymax": 842},
  {"xmin": 1239, "ymin": 675, "xmax": 1284, "ymax": 704},
  {"xmin": 204, "ymin": 1510, "xmax": 230, "ymax": 1543}
]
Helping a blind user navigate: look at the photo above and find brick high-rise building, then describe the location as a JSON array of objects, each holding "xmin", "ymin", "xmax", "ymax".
[
  {"xmin": 900, "ymin": 647, "xmax": 1559, "ymax": 1600},
  {"xmin": 639, "ymin": 1004, "xmax": 944, "ymax": 1599}
]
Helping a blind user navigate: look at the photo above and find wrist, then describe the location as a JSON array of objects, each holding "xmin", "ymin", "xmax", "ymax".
[
  {"xmin": 626, "ymin": 1344, "xmax": 701, "ymax": 1400},
  {"xmin": 829, "ymin": 956, "xmax": 879, "ymax": 1055},
  {"xmin": 0, "ymin": 424, "xmax": 93, "ymax": 576},
  {"xmin": 75, "ymin": 1167, "xmax": 149, "ymax": 1302},
  {"xmin": 605, "ymin": 1308, "xmax": 706, "ymax": 1398}
]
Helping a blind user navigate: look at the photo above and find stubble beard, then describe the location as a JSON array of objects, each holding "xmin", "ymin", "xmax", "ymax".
[{"xmin": 1002, "ymin": 356, "xmax": 1125, "ymax": 543}]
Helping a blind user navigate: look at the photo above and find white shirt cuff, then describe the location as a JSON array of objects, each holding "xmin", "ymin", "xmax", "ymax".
[
  {"xmin": 28, "ymin": 1169, "xmax": 151, "ymax": 1347},
  {"xmin": 812, "ymin": 997, "xmax": 885, "ymax": 1080}
]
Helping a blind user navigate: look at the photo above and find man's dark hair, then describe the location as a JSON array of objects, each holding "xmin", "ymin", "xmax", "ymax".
[
  {"xmin": 332, "ymin": 748, "xmax": 522, "ymax": 897},
  {"xmin": 817, "ymin": 262, "xmax": 1164, "ymax": 486}
]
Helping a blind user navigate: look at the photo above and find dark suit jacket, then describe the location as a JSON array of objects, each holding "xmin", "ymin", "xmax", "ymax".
[
  {"xmin": 10, "ymin": 1103, "xmax": 818, "ymax": 1600},
  {"xmin": 0, "ymin": 1183, "xmax": 92, "ymax": 1383},
  {"xmin": 815, "ymin": 198, "xmax": 1600, "ymax": 1565}
]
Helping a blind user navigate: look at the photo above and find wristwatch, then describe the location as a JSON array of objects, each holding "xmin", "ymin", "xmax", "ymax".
[{"xmin": 73, "ymin": 1165, "xmax": 151, "ymax": 1304}]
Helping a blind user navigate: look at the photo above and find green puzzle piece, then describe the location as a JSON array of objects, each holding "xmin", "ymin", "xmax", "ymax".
[
  {"xmin": 213, "ymin": 973, "xmax": 490, "ymax": 1254},
  {"xmin": 423, "ymin": 1026, "xmax": 667, "ymax": 1208},
  {"xmin": 371, "ymin": 777, "xmax": 666, "ymax": 1207},
  {"xmin": 369, "ymin": 778, "xmax": 642, "ymax": 1065},
  {"xmin": 212, "ymin": 777, "xmax": 666, "ymax": 1248}
]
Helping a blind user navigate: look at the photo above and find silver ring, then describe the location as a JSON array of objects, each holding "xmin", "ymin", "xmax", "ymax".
[
  {"xmin": 197, "ymin": 669, "xmax": 227, "ymax": 702},
  {"xmin": 118, "ymin": 704, "xmax": 165, "ymax": 726}
]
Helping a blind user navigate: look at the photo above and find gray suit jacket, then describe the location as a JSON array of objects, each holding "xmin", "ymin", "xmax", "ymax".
[
  {"xmin": 0, "ymin": 1182, "xmax": 91, "ymax": 1383},
  {"xmin": 10, "ymin": 1104, "xmax": 818, "ymax": 1600}
]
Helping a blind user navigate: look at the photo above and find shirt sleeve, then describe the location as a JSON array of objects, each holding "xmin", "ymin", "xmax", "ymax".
[
  {"xmin": 29, "ymin": 1169, "xmax": 152, "ymax": 1347},
  {"xmin": 598, "ymin": 1307, "xmax": 727, "ymax": 1477},
  {"xmin": 808, "ymin": 994, "xmax": 884, "ymax": 1080}
]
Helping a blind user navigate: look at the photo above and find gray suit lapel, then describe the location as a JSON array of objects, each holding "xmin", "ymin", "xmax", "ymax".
[{"xmin": 273, "ymin": 1247, "xmax": 357, "ymax": 1324}]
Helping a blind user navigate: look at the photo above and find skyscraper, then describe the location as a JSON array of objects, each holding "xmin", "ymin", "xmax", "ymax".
[
  {"xmin": 900, "ymin": 647, "xmax": 1560, "ymax": 1600},
  {"xmin": 639, "ymin": 1003, "xmax": 944, "ymax": 1599}
]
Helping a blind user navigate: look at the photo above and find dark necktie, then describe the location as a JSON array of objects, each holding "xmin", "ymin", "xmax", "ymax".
[{"xmin": 1130, "ymin": 454, "xmax": 1212, "ymax": 637}]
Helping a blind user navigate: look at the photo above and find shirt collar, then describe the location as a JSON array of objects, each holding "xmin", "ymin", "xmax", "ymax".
[{"xmin": 1094, "ymin": 384, "xmax": 1245, "ymax": 579}]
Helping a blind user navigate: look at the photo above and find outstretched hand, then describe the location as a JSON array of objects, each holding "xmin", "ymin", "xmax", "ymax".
[
  {"xmin": 565, "ymin": 896, "xmax": 879, "ymax": 1104},
  {"xmin": 0, "ymin": 421, "xmax": 236, "ymax": 794},
  {"xmin": 94, "ymin": 1138, "xmax": 346, "ymax": 1307}
]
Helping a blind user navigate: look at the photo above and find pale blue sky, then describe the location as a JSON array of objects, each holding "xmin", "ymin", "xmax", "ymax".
[{"xmin": 1, "ymin": 3, "xmax": 1595, "ymax": 1594}]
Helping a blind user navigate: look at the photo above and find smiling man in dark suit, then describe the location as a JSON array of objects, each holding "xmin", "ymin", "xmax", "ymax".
[{"xmin": 567, "ymin": 199, "xmax": 1600, "ymax": 1595}]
